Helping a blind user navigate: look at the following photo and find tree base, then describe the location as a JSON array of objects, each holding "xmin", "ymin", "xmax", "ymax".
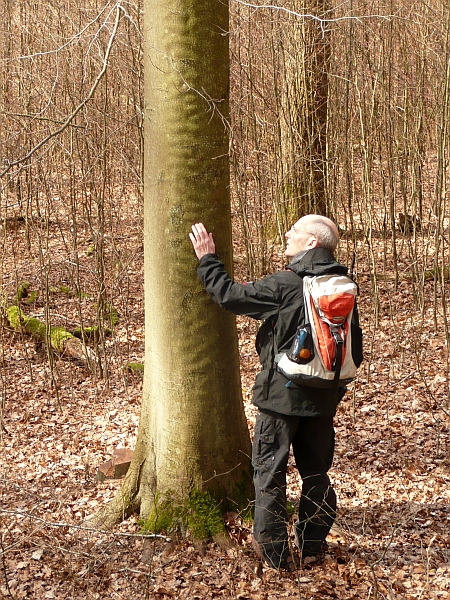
[{"xmin": 88, "ymin": 460, "xmax": 253, "ymax": 542}]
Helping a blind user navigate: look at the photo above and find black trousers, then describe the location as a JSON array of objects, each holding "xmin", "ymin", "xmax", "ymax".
[{"xmin": 252, "ymin": 409, "xmax": 336, "ymax": 569}]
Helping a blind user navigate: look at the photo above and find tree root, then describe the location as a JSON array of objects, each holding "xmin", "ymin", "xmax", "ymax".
[{"xmin": 86, "ymin": 459, "xmax": 144, "ymax": 529}]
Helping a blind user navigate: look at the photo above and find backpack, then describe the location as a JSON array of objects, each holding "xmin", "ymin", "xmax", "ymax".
[{"xmin": 276, "ymin": 274, "xmax": 363, "ymax": 388}]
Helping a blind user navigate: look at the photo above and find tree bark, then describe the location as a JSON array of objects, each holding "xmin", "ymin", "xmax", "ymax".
[{"xmin": 91, "ymin": 0, "xmax": 252, "ymax": 532}]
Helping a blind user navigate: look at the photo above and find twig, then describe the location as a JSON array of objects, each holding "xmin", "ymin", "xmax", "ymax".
[
  {"xmin": 1, "ymin": 1, "xmax": 116, "ymax": 62},
  {"xmin": 0, "ymin": 113, "xmax": 85, "ymax": 128},
  {"xmin": 233, "ymin": 1, "xmax": 394, "ymax": 28},
  {"xmin": 0, "ymin": 508, "xmax": 170, "ymax": 550},
  {"xmin": 0, "ymin": 529, "xmax": 15, "ymax": 599}
]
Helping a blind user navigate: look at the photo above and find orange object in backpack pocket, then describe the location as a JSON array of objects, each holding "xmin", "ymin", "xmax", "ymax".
[
  {"xmin": 317, "ymin": 293, "xmax": 355, "ymax": 324},
  {"xmin": 310, "ymin": 297, "xmax": 349, "ymax": 371}
]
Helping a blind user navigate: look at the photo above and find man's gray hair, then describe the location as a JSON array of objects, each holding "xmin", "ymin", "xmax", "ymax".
[{"xmin": 307, "ymin": 218, "xmax": 339, "ymax": 252}]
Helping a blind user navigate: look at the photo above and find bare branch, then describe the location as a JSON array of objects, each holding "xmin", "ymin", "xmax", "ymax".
[
  {"xmin": 233, "ymin": 1, "xmax": 394, "ymax": 26},
  {"xmin": 0, "ymin": 508, "xmax": 170, "ymax": 547},
  {"xmin": 1, "ymin": 0, "xmax": 117, "ymax": 63}
]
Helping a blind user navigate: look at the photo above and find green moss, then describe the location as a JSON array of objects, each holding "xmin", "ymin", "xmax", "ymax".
[
  {"xmin": 124, "ymin": 362, "xmax": 144, "ymax": 378},
  {"xmin": 139, "ymin": 468, "xmax": 252, "ymax": 541},
  {"xmin": 286, "ymin": 501, "xmax": 298, "ymax": 518},
  {"xmin": 6, "ymin": 305, "xmax": 75, "ymax": 352},
  {"xmin": 15, "ymin": 281, "xmax": 30, "ymax": 303},
  {"xmin": 14, "ymin": 282, "xmax": 38, "ymax": 305},
  {"xmin": 24, "ymin": 290, "xmax": 38, "ymax": 304},
  {"xmin": 96, "ymin": 302, "xmax": 119, "ymax": 327},
  {"xmin": 74, "ymin": 325, "xmax": 112, "ymax": 341},
  {"xmin": 104, "ymin": 303, "xmax": 119, "ymax": 326},
  {"xmin": 7, "ymin": 305, "xmax": 23, "ymax": 329},
  {"xmin": 229, "ymin": 476, "xmax": 254, "ymax": 522},
  {"xmin": 86, "ymin": 243, "xmax": 95, "ymax": 257},
  {"xmin": 49, "ymin": 285, "xmax": 76, "ymax": 297},
  {"xmin": 144, "ymin": 494, "xmax": 177, "ymax": 534},
  {"xmin": 142, "ymin": 489, "xmax": 225, "ymax": 540},
  {"xmin": 186, "ymin": 490, "xmax": 225, "ymax": 539},
  {"xmin": 49, "ymin": 326, "xmax": 73, "ymax": 352},
  {"xmin": 62, "ymin": 286, "xmax": 79, "ymax": 297},
  {"xmin": 73, "ymin": 326, "xmax": 90, "ymax": 340},
  {"xmin": 23, "ymin": 317, "xmax": 46, "ymax": 338}
]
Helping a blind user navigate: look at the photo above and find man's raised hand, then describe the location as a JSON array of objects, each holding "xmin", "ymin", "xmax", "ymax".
[{"xmin": 189, "ymin": 223, "xmax": 216, "ymax": 260}]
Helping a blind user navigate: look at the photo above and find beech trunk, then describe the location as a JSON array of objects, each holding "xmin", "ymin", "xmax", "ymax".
[{"xmin": 91, "ymin": 0, "xmax": 252, "ymax": 530}]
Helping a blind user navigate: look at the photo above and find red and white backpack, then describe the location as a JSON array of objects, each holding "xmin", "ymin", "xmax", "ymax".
[{"xmin": 277, "ymin": 274, "xmax": 362, "ymax": 388}]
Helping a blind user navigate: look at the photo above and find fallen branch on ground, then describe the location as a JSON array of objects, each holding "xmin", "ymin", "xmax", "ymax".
[{"xmin": 5, "ymin": 305, "xmax": 95, "ymax": 364}]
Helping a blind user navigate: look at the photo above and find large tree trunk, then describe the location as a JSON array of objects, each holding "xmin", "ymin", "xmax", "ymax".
[{"xmin": 91, "ymin": 0, "xmax": 252, "ymax": 531}]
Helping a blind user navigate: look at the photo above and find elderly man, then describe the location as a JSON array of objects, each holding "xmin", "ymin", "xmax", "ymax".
[{"xmin": 190, "ymin": 215, "xmax": 349, "ymax": 570}]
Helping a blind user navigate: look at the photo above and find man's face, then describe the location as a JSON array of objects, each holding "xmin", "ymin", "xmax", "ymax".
[{"xmin": 284, "ymin": 218, "xmax": 317, "ymax": 258}]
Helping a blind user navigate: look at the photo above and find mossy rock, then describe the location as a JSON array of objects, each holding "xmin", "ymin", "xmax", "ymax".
[
  {"xmin": 6, "ymin": 305, "xmax": 93, "ymax": 362},
  {"xmin": 57, "ymin": 285, "xmax": 72, "ymax": 295},
  {"xmin": 95, "ymin": 302, "xmax": 119, "ymax": 327},
  {"xmin": 49, "ymin": 326, "xmax": 74, "ymax": 353},
  {"xmin": 23, "ymin": 316, "xmax": 47, "ymax": 339},
  {"xmin": 14, "ymin": 282, "xmax": 39, "ymax": 305}
]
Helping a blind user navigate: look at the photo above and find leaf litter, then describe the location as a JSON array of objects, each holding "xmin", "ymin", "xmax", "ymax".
[{"xmin": 1, "ymin": 219, "xmax": 450, "ymax": 598}]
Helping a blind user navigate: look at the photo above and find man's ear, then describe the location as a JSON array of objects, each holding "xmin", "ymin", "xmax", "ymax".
[{"xmin": 307, "ymin": 236, "xmax": 318, "ymax": 249}]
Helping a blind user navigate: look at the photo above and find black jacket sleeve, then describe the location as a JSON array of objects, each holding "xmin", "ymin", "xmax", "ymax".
[{"xmin": 197, "ymin": 254, "xmax": 281, "ymax": 320}]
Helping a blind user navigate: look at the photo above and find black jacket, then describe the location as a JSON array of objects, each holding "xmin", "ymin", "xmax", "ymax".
[{"xmin": 197, "ymin": 247, "xmax": 349, "ymax": 417}]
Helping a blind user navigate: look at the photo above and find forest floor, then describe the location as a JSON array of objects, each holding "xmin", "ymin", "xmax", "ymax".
[{"xmin": 1, "ymin": 214, "xmax": 450, "ymax": 599}]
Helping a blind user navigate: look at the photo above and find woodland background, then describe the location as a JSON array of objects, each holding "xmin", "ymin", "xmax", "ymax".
[{"xmin": 1, "ymin": 0, "xmax": 450, "ymax": 598}]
